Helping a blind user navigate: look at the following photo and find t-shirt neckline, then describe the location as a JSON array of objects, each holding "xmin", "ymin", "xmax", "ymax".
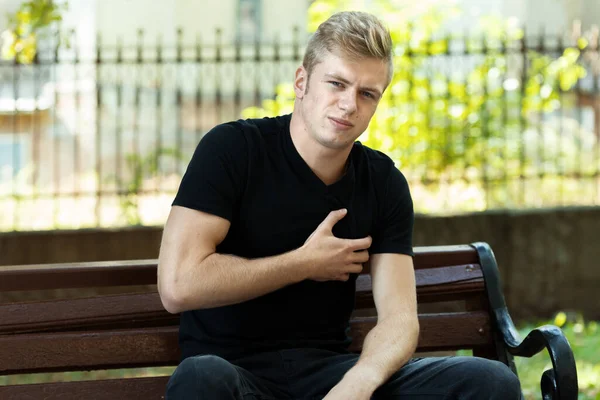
[{"xmin": 281, "ymin": 114, "xmax": 356, "ymax": 198}]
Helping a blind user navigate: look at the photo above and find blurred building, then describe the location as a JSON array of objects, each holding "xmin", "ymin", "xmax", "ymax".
[{"xmin": 0, "ymin": 0, "xmax": 598, "ymax": 230}]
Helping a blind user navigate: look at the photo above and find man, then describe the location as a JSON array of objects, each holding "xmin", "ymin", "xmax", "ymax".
[{"xmin": 158, "ymin": 10, "xmax": 521, "ymax": 400}]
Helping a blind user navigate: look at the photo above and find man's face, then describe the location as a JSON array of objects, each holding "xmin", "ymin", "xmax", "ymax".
[{"xmin": 294, "ymin": 51, "xmax": 389, "ymax": 151}]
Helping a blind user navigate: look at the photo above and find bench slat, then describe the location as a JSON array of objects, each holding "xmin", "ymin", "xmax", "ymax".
[
  {"xmin": 348, "ymin": 312, "xmax": 492, "ymax": 352},
  {"xmin": 0, "ymin": 246, "xmax": 479, "ymax": 292},
  {"xmin": 0, "ymin": 265, "xmax": 484, "ymax": 335},
  {"xmin": 0, "ymin": 293, "xmax": 175, "ymax": 335},
  {"xmin": 0, "ymin": 376, "xmax": 170, "ymax": 400},
  {"xmin": 0, "ymin": 326, "xmax": 179, "ymax": 374},
  {"xmin": 412, "ymin": 245, "xmax": 479, "ymax": 269},
  {"xmin": 0, "ymin": 312, "xmax": 491, "ymax": 375},
  {"xmin": 0, "ymin": 260, "xmax": 158, "ymax": 292},
  {"xmin": 356, "ymin": 264, "xmax": 484, "ymax": 308}
]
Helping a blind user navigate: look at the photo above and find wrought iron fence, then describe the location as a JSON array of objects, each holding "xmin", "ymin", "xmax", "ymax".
[{"xmin": 0, "ymin": 27, "xmax": 599, "ymax": 231}]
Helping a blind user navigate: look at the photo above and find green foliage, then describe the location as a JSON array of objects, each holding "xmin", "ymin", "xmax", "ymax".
[
  {"xmin": 1, "ymin": 0, "xmax": 68, "ymax": 64},
  {"xmin": 242, "ymin": 0, "xmax": 591, "ymax": 203}
]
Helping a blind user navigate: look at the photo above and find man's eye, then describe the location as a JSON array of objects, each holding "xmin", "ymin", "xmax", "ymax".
[
  {"xmin": 362, "ymin": 91, "xmax": 374, "ymax": 99},
  {"xmin": 329, "ymin": 81, "xmax": 343, "ymax": 87}
]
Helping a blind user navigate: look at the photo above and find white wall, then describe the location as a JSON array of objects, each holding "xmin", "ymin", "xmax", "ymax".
[
  {"xmin": 60, "ymin": 0, "xmax": 96, "ymax": 56},
  {"xmin": 0, "ymin": 0, "xmax": 21, "ymax": 32},
  {"xmin": 449, "ymin": 0, "xmax": 598, "ymax": 35},
  {"xmin": 522, "ymin": 0, "xmax": 571, "ymax": 34},
  {"xmin": 174, "ymin": 0, "xmax": 237, "ymax": 44},
  {"xmin": 261, "ymin": 0, "xmax": 307, "ymax": 43},
  {"xmin": 2, "ymin": 0, "xmax": 598, "ymax": 45},
  {"xmin": 95, "ymin": 0, "xmax": 179, "ymax": 46},
  {"xmin": 92, "ymin": 0, "xmax": 308, "ymax": 46}
]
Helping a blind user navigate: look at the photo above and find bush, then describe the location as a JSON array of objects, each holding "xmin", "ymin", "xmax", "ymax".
[{"xmin": 243, "ymin": 0, "xmax": 597, "ymax": 212}]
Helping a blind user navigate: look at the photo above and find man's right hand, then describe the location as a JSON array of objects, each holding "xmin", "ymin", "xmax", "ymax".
[{"xmin": 300, "ymin": 209, "xmax": 372, "ymax": 282}]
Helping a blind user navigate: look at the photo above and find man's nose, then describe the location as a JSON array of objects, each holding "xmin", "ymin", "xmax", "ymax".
[{"xmin": 338, "ymin": 90, "xmax": 357, "ymax": 114}]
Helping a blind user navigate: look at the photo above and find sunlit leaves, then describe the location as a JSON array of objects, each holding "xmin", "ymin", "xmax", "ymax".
[
  {"xmin": 244, "ymin": 0, "xmax": 590, "ymax": 191},
  {"xmin": 1, "ymin": 0, "xmax": 68, "ymax": 64}
]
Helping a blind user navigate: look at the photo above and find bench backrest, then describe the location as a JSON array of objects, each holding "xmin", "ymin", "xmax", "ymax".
[{"xmin": 0, "ymin": 244, "xmax": 499, "ymax": 399}]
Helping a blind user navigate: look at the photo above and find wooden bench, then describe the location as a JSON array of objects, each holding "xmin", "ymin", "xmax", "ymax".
[{"xmin": 0, "ymin": 242, "xmax": 578, "ymax": 399}]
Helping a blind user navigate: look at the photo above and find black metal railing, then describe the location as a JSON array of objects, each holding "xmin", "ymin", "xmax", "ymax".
[{"xmin": 0, "ymin": 27, "xmax": 598, "ymax": 231}]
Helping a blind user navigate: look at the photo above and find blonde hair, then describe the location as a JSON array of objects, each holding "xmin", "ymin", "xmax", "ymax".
[{"xmin": 303, "ymin": 11, "xmax": 393, "ymax": 85}]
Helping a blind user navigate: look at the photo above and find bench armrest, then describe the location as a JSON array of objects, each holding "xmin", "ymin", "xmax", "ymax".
[
  {"xmin": 500, "ymin": 312, "xmax": 577, "ymax": 399},
  {"xmin": 471, "ymin": 242, "xmax": 578, "ymax": 400}
]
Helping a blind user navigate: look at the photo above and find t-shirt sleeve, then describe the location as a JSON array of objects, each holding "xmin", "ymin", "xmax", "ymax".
[
  {"xmin": 172, "ymin": 123, "xmax": 247, "ymax": 222},
  {"xmin": 369, "ymin": 166, "xmax": 414, "ymax": 256}
]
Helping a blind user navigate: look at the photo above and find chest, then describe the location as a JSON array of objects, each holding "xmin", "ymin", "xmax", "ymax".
[{"xmin": 226, "ymin": 169, "xmax": 376, "ymax": 258}]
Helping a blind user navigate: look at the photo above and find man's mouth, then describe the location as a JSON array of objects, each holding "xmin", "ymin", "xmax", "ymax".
[{"xmin": 329, "ymin": 117, "xmax": 354, "ymax": 129}]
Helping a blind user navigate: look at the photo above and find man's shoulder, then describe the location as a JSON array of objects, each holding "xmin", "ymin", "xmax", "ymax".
[
  {"xmin": 244, "ymin": 114, "xmax": 291, "ymax": 133},
  {"xmin": 353, "ymin": 142, "xmax": 409, "ymax": 191},
  {"xmin": 353, "ymin": 141, "xmax": 396, "ymax": 171},
  {"xmin": 207, "ymin": 114, "xmax": 289, "ymax": 142}
]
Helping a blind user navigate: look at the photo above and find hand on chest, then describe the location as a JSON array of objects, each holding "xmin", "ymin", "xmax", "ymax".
[{"xmin": 235, "ymin": 184, "xmax": 374, "ymax": 258}]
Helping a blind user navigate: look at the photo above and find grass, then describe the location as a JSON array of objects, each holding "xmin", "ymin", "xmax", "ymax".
[
  {"xmin": 457, "ymin": 315, "xmax": 600, "ymax": 399},
  {"xmin": 0, "ymin": 367, "xmax": 176, "ymax": 386},
  {"xmin": 514, "ymin": 316, "xmax": 600, "ymax": 400},
  {"xmin": 1, "ymin": 317, "xmax": 598, "ymax": 399}
]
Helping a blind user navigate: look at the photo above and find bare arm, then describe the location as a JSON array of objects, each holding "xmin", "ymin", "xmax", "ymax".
[
  {"xmin": 325, "ymin": 253, "xmax": 419, "ymax": 398},
  {"xmin": 158, "ymin": 206, "xmax": 370, "ymax": 313},
  {"xmin": 158, "ymin": 206, "xmax": 304, "ymax": 313}
]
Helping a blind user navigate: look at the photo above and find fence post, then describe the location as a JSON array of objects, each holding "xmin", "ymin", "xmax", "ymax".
[{"xmin": 95, "ymin": 32, "xmax": 103, "ymax": 225}]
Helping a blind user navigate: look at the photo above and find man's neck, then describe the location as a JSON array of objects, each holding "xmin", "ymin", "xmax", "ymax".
[{"xmin": 289, "ymin": 114, "xmax": 352, "ymax": 186}]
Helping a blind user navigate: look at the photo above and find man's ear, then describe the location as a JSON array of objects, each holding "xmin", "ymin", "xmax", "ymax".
[{"xmin": 294, "ymin": 66, "xmax": 308, "ymax": 99}]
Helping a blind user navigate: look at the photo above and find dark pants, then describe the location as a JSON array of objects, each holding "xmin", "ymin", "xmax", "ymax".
[{"xmin": 165, "ymin": 348, "xmax": 522, "ymax": 399}]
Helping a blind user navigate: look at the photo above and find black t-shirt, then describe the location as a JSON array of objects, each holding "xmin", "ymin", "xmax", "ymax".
[{"xmin": 172, "ymin": 114, "xmax": 414, "ymax": 361}]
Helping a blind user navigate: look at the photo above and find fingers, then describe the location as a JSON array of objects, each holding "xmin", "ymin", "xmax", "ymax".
[
  {"xmin": 337, "ymin": 273, "xmax": 350, "ymax": 281},
  {"xmin": 346, "ymin": 236, "xmax": 372, "ymax": 251},
  {"xmin": 339, "ymin": 264, "xmax": 364, "ymax": 279},
  {"xmin": 319, "ymin": 209, "xmax": 347, "ymax": 231},
  {"xmin": 336, "ymin": 263, "xmax": 364, "ymax": 281},
  {"xmin": 347, "ymin": 263, "xmax": 364, "ymax": 274},
  {"xmin": 351, "ymin": 250, "xmax": 370, "ymax": 264}
]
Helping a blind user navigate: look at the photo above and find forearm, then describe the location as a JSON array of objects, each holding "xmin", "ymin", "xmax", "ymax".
[
  {"xmin": 165, "ymin": 248, "xmax": 308, "ymax": 312},
  {"xmin": 346, "ymin": 313, "xmax": 419, "ymax": 391},
  {"xmin": 159, "ymin": 208, "xmax": 368, "ymax": 314}
]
